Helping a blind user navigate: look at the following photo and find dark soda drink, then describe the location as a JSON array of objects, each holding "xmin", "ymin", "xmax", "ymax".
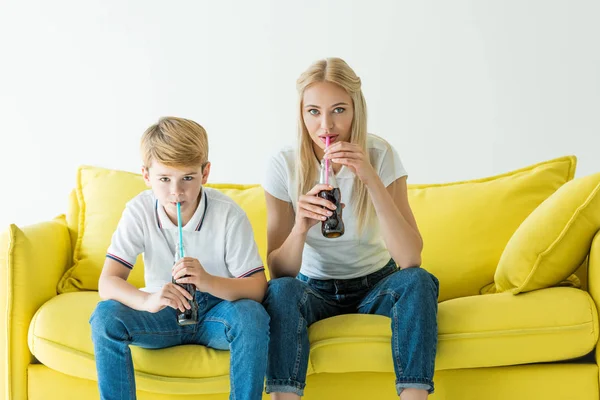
[
  {"xmin": 172, "ymin": 254, "xmax": 198, "ymax": 326},
  {"xmin": 318, "ymin": 187, "xmax": 345, "ymax": 238}
]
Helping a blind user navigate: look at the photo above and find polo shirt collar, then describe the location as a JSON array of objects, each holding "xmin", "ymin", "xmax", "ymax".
[{"xmin": 155, "ymin": 189, "xmax": 208, "ymax": 232}]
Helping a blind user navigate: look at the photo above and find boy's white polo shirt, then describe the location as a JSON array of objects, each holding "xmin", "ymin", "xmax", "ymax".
[{"xmin": 107, "ymin": 187, "xmax": 264, "ymax": 293}]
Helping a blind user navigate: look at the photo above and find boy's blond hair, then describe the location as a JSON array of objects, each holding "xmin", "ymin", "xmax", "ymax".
[{"xmin": 141, "ymin": 117, "xmax": 209, "ymax": 169}]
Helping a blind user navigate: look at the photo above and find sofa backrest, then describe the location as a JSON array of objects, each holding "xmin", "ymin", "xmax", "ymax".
[{"xmin": 59, "ymin": 156, "xmax": 576, "ymax": 301}]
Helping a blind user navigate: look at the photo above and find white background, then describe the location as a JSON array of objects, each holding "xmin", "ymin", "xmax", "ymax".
[{"xmin": 1, "ymin": 0, "xmax": 599, "ymax": 228}]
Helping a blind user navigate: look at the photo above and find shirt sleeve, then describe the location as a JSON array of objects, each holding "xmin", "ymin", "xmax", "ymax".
[
  {"xmin": 224, "ymin": 212, "xmax": 265, "ymax": 278},
  {"xmin": 262, "ymin": 152, "xmax": 292, "ymax": 202},
  {"xmin": 379, "ymin": 144, "xmax": 408, "ymax": 187},
  {"xmin": 106, "ymin": 202, "xmax": 145, "ymax": 269}
]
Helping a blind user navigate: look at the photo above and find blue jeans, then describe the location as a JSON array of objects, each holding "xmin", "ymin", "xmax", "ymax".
[
  {"xmin": 90, "ymin": 291, "xmax": 269, "ymax": 400},
  {"xmin": 263, "ymin": 260, "xmax": 439, "ymax": 396}
]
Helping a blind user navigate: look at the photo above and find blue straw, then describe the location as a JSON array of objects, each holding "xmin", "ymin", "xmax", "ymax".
[{"xmin": 177, "ymin": 202, "xmax": 184, "ymax": 258}]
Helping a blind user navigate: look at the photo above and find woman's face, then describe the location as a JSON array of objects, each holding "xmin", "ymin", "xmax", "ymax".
[{"xmin": 302, "ymin": 81, "xmax": 354, "ymax": 156}]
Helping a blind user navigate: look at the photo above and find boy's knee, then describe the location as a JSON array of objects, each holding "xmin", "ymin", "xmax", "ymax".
[
  {"xmin": 231, "ymin": 300, "xmax": 270, "ymax": 340},
  {"xmin": 90, "ymin": 300, "xmax": 130, "ymax": 337}
]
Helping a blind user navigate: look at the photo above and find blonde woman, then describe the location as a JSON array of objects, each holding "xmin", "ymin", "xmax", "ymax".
[{"xmin": 262, "ymin": 58, "xmax": 439, "ymax": 400}]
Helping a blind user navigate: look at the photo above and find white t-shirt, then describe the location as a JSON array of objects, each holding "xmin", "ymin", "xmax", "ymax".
[
  {"xmin": 263, "ymin": 134, "xmax": 407, "ymax": 280},
  {"xmin": 107, "ymin": 187, "xmax": 264, "ymax": 293}
]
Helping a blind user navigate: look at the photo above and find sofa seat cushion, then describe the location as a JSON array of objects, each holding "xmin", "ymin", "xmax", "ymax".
[
  {"xmin": 29, "ymin": 288, "xmax": 597, "ymax": 393},
  {"xmin": 308, "ymin": 287, "xmax": 598, "ymax": 373},
  {"xmin": 28, "ymin": 292, "xmax": 235, "ymax": 394},
  {"xmin": 28, "ymin": 291, "xmax": 314, "ymax": 395}
]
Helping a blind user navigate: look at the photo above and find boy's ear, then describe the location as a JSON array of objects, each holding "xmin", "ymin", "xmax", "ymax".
[
  {"xmin": 141, "ymin": 166, "xmax": 152, "ymax": 187},
  {"xmin": 201, "ymin": 162, "xmax": 211, "ymax": 185}
]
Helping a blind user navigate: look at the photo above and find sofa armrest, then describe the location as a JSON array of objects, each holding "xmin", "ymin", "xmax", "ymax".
[
  {"xmin": 587, "ymin": 230, "xmax": 600, "ymax": 364},
  {"xmin": 0, "ymin": 216, "xmax": 71, "ymax": 399}
]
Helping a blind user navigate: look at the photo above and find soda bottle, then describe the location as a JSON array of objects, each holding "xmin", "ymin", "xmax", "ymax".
[
  {"xmin": 318, "ymin": 159, "xmax": 345, "ymax": 238},
  {"xmin": 172, "ymin": 243, "xmax": 198, "ymax": 326}
]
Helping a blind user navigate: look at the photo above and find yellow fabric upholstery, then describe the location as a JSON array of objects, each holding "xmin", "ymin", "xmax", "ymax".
[
  {"xmin": 308, "ymin": 287, "xmax": 596, "ymax": 373},
  {"xmin": 3, "ymin": 159, "xmax": 600, "ymax": 399},
  {"xmin": 495, "ymin": 172, "xmax": 600, "ymax": 293},
  {"xmin": 588, "ymin": 232, "xmax": 600, "ymax": 364},
  {"xmin": 0, "ymin": 217, "xmax": 71, "ymax": 400},
  {"xmin": 28, "ymin": 286, "xmax": 596, "ymax": 394},
  {"xmin": 58, "ymin": 166, "xmax": 268, "ymax": 292},
  {"xmin": 407, "ymin": 156, "xmax": 576, "ymax": 301},
  {"xmin": 26, "ymin": 363, "xmax": 600, "ymax": 400}
]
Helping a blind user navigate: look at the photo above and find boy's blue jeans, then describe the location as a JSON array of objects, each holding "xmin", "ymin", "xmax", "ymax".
[
  {"xmin": 263, "ymin": 260, "xmax": 439, "ymax": 396},
  {"xmin": 90, "ymin": 292, "xmax": 269, "ymax": 400}
]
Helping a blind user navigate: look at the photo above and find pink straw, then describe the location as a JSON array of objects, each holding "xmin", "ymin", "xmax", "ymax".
[{"xmin": 325, "ymin": 136, "xmax": 330, "ymax": 185}]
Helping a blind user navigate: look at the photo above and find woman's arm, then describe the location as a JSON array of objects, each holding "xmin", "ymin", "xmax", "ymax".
[
  {"xmin": 367, "ymin": 176, "xmax": 423, "ymax": 269},
  {"xmin": 325, "ymin": 142, "xmax": 423, "ymax": 269},
  {"xmin": 265, "ymin": 193, "xmax": 308, "ymax": 278},
  {"xmin": 265, "ymin": 184, "xmax": 337, "ymax": 278}
]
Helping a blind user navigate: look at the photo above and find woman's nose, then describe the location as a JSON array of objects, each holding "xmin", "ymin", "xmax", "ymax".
[{"xmin": 320, "ymin": 114, "xmax": 333, "ymax": 130}]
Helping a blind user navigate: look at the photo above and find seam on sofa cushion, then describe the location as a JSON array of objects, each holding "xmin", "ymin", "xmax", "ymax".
[{"xmin": 439, "ymin": 322, "xmax": 593, "ymax": 340}]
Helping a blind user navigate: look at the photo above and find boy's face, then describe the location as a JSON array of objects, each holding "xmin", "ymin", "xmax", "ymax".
[{"xmin": 142, "ymin": 161, "xmax": 210, "ymax": 217}]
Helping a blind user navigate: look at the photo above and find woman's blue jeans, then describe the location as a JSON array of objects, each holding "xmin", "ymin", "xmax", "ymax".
[{"xmin": 263, "ymin": 260, "xmax": 439, "ymax": 396}]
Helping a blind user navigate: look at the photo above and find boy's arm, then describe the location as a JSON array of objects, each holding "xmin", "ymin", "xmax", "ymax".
[
  {"xmin": 98, "ymin": 257, "xmax": 149, "ymax": 309},
  {"xmin": 100, "ymin": 257, "xmax": 193, "ymax": 312},
  {"xmin": 200, "ymin": 271, "xmax": 268, "ymax": 303},
  {"xmin": 173, "ymin": 208, "xmax": 268, "ymax": 302},
  {"xmin": 173, "ymin": 258, "xmax": 268, "ymax": 302}
]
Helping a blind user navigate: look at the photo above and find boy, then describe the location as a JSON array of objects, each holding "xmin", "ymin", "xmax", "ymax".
[{"xmin": 90, "ymin": 117, "xmax": 269, "ymax": 400}]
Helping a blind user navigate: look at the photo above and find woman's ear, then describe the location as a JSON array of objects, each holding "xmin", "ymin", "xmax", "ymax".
[{"xmin": 201, "ymin": 162, "xmax": 211, "ymax": 184}]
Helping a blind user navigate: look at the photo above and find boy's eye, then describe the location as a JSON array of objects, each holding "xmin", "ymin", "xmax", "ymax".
[
  {"xmin": 183, "ymin": 176, "xmax": 193, "ymax": 181},
  {"xmin": 159, "ymin": 177, "xmax": 170, "ymax": 182},
  {"xmin": 333, "ymin": 107, "xmax": 345, "ymax": 114},
  {"xmin": 308, "ymin": 109, "xmax": 320, "ymax": 116}
]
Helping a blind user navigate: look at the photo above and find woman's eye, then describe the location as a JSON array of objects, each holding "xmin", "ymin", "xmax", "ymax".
[
  {"xmin": 308, "ymin": 109, "xmax": 320, "ymax": 116},
  {"xmin": 333, "ymin": 107, "xmax": 345, "ymax": 114}
]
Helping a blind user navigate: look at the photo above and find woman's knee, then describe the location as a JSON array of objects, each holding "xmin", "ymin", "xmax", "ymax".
[
  {"xmin": 263, "ymin": 277, "xmax": 306, "ymax": 310},
  {"xmin": 392, "ymin": 268, "xmax": 439, "ymax": 298}
]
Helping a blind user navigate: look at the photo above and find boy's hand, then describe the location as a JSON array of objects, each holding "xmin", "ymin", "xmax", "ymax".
[
  {"xmin": 143, "ymin": 283, "xmax": 193, "ymax": 313},
  {"xmin": 173, "ymin": 257, "xmax": 212, "ymax": 291}
]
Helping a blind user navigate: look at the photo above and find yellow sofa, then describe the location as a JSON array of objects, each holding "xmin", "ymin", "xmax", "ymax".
[{"xmin": 2, "ymin": 156, "xmax": 600, "ymax": 400}]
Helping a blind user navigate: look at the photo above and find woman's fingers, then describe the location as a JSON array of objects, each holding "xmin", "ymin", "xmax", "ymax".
[
  {"xmin": 300, "ymin": 193, "xmax": 336, "ymax": 210},
  {"xmin": 306, "ymin": 184, "xmax": 333, "ymax": 196}
]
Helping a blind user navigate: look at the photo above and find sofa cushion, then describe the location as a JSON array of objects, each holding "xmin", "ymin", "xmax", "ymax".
[
  {"xmin": 308, "ymin": 287, "xmax": 597, "ymax": 373},
  {"xmin": 28, "ymin": 292, "xmax": 313, "ymax": 394},
  {"xmin": 29, "ymin": 288, "xmax": 597, "ymax": 393},
  {"xmin": 57, "ymin": 166, "xmax": 268, "ymax": 293},
  {"xmin": 494, "ymin": 172, "xmax": 600, "ymax": 294},
  {"xmin": 408, "ymin": 156, "xmax": 576, "ymax": 301}
]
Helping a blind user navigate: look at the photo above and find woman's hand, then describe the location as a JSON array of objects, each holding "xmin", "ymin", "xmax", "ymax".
[
  {"xmin": 142, "ymin": 283, "xmax": 193, "ymax": 313},
  {"xmin": 294, "ymin": 184, "xmax": 338, "ymax": 234},
  {"xmin": 173, "ymin": 257, "xmax": 212, "ymax": 292},
  {"xmin": 325, "ymin": 141, "xmax": 378, "ymax": 185}
]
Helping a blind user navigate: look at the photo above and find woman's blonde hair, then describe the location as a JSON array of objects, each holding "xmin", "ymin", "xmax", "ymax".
[
  {"xmin": 296, "ymin": 58, "xmax": 373, "ymax": 232},
  {"xmin": 141, "ymin": 117, "xmax": 209, "ymax": 169}
]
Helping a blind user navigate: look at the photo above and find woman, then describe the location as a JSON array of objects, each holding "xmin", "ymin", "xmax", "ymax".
[{"xmin": 262, "ymin": 58, "xmax": 439, "ymax": 400}]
